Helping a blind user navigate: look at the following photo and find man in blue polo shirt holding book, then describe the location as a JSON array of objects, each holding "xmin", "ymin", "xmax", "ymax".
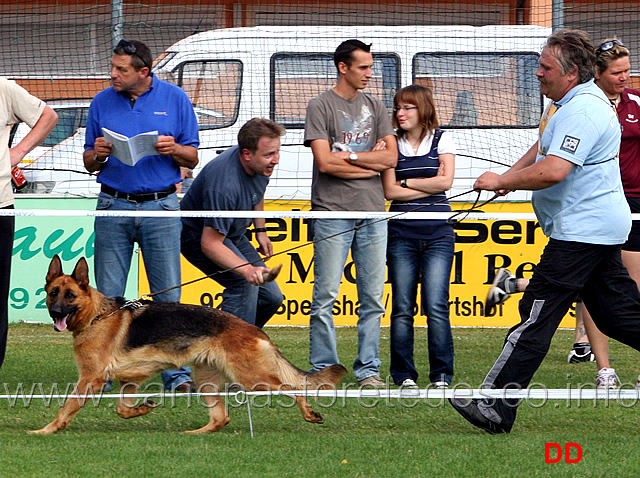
[{"xmin": 83, "ymin": 39, "xmax": 199, "ymax": 391}]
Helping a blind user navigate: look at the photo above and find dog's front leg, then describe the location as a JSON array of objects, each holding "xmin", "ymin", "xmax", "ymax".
[{"xmin": 28, "ymin": 378, "xmax": 104, "ymax": 434}]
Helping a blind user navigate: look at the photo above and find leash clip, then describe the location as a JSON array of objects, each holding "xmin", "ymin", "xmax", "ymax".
[
  {"xmin": 123, "ymin": 298, "xmax": 145, "ymax": 311},
  {"xmin": 91, "ymin": 297, "xmax": 146, "ymax": 325}
]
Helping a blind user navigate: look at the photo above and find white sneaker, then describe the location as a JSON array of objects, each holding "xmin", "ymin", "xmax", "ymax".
[
  {"xmin": 596, "ymin": 367, "xmax": 619, "ymax": 389},
  {"xmin": 485, "ymin": 268, "xmax": 516, "ymax": 316},
  {"xmin": 432, "ymin": 381, "xmax": 449, "ymax": 389},
  {"xmin": 400, "ymin": 378, "xmax": 418, "ymax": 389}
]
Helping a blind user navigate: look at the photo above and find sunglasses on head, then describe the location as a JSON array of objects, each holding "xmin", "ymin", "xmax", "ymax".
[
  {"xmin": 596, "ymin": 39, "xmax": 624, "ymax": 55},
  {"xmin": 115, "ymin": 39, "xmax": 150, "ymax": 69}
]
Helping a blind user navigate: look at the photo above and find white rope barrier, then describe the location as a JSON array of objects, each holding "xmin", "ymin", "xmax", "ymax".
[
  {"xmin": 0, "ymin": 209, "xmax": 535, "ymax": 220},
  {"xmin": 2, "ymin": 388, "xmax": 639, "ymax": 400},
  {"xmin": 4, "ymin": 388, "xmax": 637, "ymax": 436},
  {"xmin": 3, "ymin": 208, "xmax": 640, "ymax": 221}
]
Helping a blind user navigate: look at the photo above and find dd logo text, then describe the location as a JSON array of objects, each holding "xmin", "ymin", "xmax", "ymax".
[{"xmin": 545, "ymin": 443, "xmax": 582, "ymax": 463}]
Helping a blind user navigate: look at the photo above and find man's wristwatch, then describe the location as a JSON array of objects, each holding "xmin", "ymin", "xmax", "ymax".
[
  {"xmin": 349, "ymin": 152, "xmax": 358, "ymax": 161},
  {"xmin": 93, "ymin": 153, "xmax": 107, "ymax": 164},
  {"xmin": 400, "ymin": 179, "xmax": 408, "ymax": 188}
]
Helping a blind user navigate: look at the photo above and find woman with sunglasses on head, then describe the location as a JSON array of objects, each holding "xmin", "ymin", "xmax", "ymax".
[
  {"xmin": 572, "ymin": 38, "xmax": 640, "ymax": 388},
  {"xmin": 379, "ymin": 85, "xmax": 456, "ymax": 389}
]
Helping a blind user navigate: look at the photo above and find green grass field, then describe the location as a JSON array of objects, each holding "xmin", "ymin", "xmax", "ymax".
[{"xmin": 1, "ymin": 323, "xmax": 638, "ymax": 477}]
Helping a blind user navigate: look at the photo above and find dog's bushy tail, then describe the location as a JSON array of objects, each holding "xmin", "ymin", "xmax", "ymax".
[
  {"xmin": 304, "ymin": 364, "xmax": 348, "ymax": 389},
  {"xmin": 270, "ymin": 346, "xmax": 347, "ymax": 390}
]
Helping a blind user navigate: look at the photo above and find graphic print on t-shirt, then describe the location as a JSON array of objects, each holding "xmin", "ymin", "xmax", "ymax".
[{"xmin": 331, "ymin": 105, "xmax": 374, "ymax": 153}]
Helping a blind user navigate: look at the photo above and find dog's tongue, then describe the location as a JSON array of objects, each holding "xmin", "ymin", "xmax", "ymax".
[{"xmin": 53, "ymin": 316, "xmax": 69, "ymax": 332}]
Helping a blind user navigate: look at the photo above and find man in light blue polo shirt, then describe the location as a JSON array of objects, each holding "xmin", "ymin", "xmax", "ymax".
[
  {"xmin": 83, "ymin": 40, "xmax": 199, "ymax": 392},
  {"xmin": 533, "ymin": 76, "xmax": 628, "ymax": 244},
  {"xmin": 450, "ymin": 29, "xmax": 640, "ymax": 434}
]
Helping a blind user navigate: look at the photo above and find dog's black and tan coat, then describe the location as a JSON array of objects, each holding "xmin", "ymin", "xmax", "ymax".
[{"xmin": 30, "ymin": 255, "xmax": 347, "ymax": 434}]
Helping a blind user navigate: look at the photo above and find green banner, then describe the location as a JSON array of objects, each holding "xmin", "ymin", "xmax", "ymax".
[{"xmin": 10, "ymin": 197, "xmax": 138, "ymax": 323}]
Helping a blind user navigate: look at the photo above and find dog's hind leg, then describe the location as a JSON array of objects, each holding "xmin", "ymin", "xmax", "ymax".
[
  {"xmin": 295, "ymin": 395, "xmax": 324, "ymax": 423},
  {"xmin": 293, "ymin": 364, "xmax": 348, "ymax": 424},
  {"xmin": 183, "ymin": 367, "xmax": 230, "ymax": 434},
  {"xmin": 115, "ymin": 380, "xmax": 158, "ymax": 419},
  {"xmin": 271, "ymin": 383, "xmax": 323, "ymax": 424}
]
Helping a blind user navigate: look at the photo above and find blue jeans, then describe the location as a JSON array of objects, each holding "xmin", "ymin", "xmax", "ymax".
[
  {"xmin": 309, "ymin": 218, "xmax": 387, "ymax": 381},
  {"xmin": 181, "ymin": 227, "xmax": 283, "ymax": 328},
  {"xmin": 94, "ymin": 191, "xmax": 191, "ymax": 389},
  {"xmin": 387, "ymin": 234, "xmax": 455, "ymax": 385}
]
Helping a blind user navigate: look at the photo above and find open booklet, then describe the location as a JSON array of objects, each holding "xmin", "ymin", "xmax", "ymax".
[{"xmin": 101, "ymin": 127, "xmax": 159, "ymax": 167}]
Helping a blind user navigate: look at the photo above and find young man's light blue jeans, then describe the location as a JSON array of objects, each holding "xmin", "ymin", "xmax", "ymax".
[
  {"xmin": 309, "ymin": 218, "xmax": 387, "ymax": 381},
  {"xmin": 94, "ymin": 192, "xmax": 192, "ymax": 390},
  {"xmin": 387, "ymin": 234, "xmax": 455, "ymax": 386}
]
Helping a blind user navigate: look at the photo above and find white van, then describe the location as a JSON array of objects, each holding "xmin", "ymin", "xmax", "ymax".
[
  {"xmin": 16, "ymin": 25, "xmax": 550, "ymax": 200},
  {"xmin": 154, "ymin": 24, "xmax": 550, "ymax": 201},
  {"xmin": 11, "ymin": 98, "xmax": 97, "ymax": 194}
]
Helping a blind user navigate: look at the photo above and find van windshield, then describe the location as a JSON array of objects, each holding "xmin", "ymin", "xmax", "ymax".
[
  {"xmin": 271, "ymin": 53, "xmax": 400, "ymax": 128},
  {"xmin": 414, "ymin": 53, "xmax": 542, "ymax": 128}
]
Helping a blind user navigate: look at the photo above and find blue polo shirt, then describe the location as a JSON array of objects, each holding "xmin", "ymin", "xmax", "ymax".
[
  {"xmin": 84, "ymin": 73, "xmax": 199, "ymax": 193},
  {"xmin": 532, "ymin": 79, "xmax": 629, "ymax": 244}
]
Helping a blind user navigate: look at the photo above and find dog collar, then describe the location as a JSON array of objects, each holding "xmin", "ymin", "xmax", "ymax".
[{"xmin": 91, "ymin": 298, "xmax": 146, "ymax": 325}]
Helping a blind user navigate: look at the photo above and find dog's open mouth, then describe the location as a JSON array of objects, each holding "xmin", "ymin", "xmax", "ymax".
[{"xmin": 53, "ymin": 313, "xmax": 73, "ymax": 332}]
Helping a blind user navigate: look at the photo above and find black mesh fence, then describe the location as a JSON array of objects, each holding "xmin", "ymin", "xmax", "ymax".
[{"xmin": 4, "ymin": 1, "xmax": 638, "ymax": 199}]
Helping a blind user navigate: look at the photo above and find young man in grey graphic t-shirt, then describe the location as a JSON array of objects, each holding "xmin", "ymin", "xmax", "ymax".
[{"xmin": 304, "ymin": 39, "xmax": 397, "ymax": 388}]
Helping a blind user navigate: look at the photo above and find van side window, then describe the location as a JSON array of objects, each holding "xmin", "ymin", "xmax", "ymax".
[
  {"xmin": 413, "ymin": 53, "xmax": 542, "ymax": 128},
  {"xmin": 43, "ymin": 106, "xmax": 89, "ymax": 147},
  {"xmin": 271, "ymin": 53, "xmax": 400, "ymax": 128},
  {"xmin": 172, "ymin": 60, "xmax": 242, "ymax": 130},
  {"xmin": 43, "ymin": 109, "xmax": 79, "ymax": 147}
]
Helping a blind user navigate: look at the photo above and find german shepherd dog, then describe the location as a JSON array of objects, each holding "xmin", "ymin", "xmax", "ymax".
[{"xmin": 30, "ymin": 255, "xmax": 347, "ymax": 435}]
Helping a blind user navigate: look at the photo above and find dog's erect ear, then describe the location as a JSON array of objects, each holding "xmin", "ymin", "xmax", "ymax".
[
  {"xmin": 46, "ymin": 255, "xmax": 63, "ymax": 284},
  {"xmin": 71, "ymin": 257, "xmax": 90, "ymax": 289}
]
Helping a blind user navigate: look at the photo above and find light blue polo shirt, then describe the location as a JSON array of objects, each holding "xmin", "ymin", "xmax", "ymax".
[
  {"xmin": 532, "ymin": 79, "xmax": 630, "ymax": 245},
  {"xmin": 84, "ymin": 73, "xmax": 199, "ymax": 193}
]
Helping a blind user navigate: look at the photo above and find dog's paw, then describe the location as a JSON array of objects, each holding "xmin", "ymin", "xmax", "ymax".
[
  {"xmin": 262, "ymin": 264, "xmax": 282, "ymax": 282},
  {"xmin": 305, "ymin": 410, "xmax": 324, "ymax": 424},
  {"xmin": 143, "ymin": 399, "xmax": 158, "ymax": 408},
  {"xmin": 27, "ymin": 427, "xmax": 55, "ymax": 435}
]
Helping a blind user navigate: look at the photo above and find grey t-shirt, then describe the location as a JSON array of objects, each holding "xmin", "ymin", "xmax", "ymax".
[
  {"xmin": 304, "ymin": 89, "xmax": 395, "ymax": 211},
  {"xmin": 180, "ymin": 145, "xmax": 269, "ymax": 242}
]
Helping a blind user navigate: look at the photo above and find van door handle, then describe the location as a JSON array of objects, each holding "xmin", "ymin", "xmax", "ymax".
[{"xmin": 216, "ymin": 150, "xmax": 224, "ymax": 154}]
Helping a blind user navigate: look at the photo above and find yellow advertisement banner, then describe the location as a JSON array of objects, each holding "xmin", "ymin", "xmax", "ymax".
[{"xmin": 140, "ymin": 200, "xmax": 576, "ymax": 329}]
